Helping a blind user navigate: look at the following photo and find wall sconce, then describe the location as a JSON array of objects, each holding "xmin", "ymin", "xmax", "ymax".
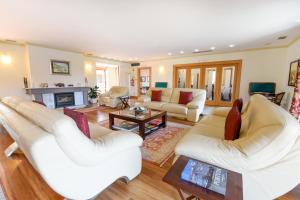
[
  {"xmin": 0, "ymin": 55, "xmax": 12, "ymax": 65},
  {"xmin": 159, "ymin": 65, "xmax": 165, "ymax": 74},
  {"xmin": 85, "ymin": 63, "xmax": 92, "ymax": 72}
]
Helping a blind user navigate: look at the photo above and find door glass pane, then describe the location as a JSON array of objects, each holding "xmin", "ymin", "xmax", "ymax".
[
  {"xmin": 205, "ymin": 68, "xmax": 216, "ymax": 100},
  {"xmin": 191, "ymin": 68, "xmax": 201, "ymax": 89},
  {"xmin": 221, "ymin": 67, "xmax": 235, "ymax": 102},
  {"xmin": 177, "ymin": 69, "xmax": 186, "ymax": 88}
]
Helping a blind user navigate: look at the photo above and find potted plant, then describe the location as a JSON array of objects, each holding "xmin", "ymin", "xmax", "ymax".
[{"xmin": 88, "ymin": 86, "xmax": 100, "ymax": 104}]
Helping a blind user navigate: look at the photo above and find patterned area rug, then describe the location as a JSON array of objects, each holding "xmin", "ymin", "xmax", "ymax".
[{"xmin": 98, "ymin": 120, "xmax": 190, "ymax": 167}]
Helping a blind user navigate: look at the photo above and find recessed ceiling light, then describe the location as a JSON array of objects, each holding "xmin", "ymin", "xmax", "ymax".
[
  {"xmin": 194, "ymin": 49, "xmax": 199, "ymax": 52},
  {"xmin": 180, "ymin": 50, "xmax": 184, "ymax": 54},
  {"xmin": 277, "ymin": 36, "xmax": 287, "ymax": 40},
  {"xmin": 167, "ymin": 52, "xmax": 172, "ymax": 56},
  {"xmin": 229, "ymin": 44, "xmax": 235, "ymax": 48},
  {"xmin": 210, "ymin": 46, "xmax": 216, "ymax": 50}
]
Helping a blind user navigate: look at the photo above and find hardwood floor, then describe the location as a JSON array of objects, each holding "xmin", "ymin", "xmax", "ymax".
[{"xmin": 0, "ymin": 106, "xmax": 299, "ymax": 200}]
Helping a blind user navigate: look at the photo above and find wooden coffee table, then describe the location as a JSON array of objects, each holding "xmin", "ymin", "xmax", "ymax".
[
  {"xmin": 163, "ymin": 156, "xmax": 243, "ymax": 200},
  {"xmin": 109, "ymin": 109, "xmax": 167, "ymax": 139}
]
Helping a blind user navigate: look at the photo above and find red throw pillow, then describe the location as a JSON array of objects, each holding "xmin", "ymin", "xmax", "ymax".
[
  {"xmin": 233, "ymin": 98, "xmax": 243, "ymax": 112},
  {"xmin": 178, "ymin": 91, "xmax": 193, "ymax": 105},
  {"xmin": 151, "ymin": 90, "xmax": 162, "ymax": 101},
  {"xmin": 64, "ymin": 108, "xmax": 91, "ymax": 138},
  {"xmin": 224, "ymin": 106, "xmax": 241, "ymax": 140},
  {"xmin": 32, "ymin": 100, "xmax": 46, "ymax": 107}
]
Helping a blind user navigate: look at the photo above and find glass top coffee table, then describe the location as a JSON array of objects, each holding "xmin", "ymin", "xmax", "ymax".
[{"xmin": 109, "ymin": 109, "xmax": 167, "ymax": 139}]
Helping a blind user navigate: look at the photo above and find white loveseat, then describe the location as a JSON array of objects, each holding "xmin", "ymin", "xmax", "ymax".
[
  {"xmin": 175, "ymin": 94, "xmax": 300, "ymax": 200},
  {"xmin": 138, "ymin": 88, "xmax": 206, "ymax": 122},
  {"xmin": 99, "ymin": 86, "xmax": 129, "ymax": 108},
  {"xmin": 0, "ymin": 96, "xmax": 143, "ymax": 200}
]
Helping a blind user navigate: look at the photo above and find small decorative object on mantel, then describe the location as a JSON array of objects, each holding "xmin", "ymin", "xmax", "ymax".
[
  {"xmin": 51, "ymin": 60, "xmax": 70, "ymax": 75},
  {"xmin": 39, "ymin": 83, "xmax": 48, "ymax": 88},
  {"xmin": 288, "ymin": 60, "xmax": 299, "ymax": 87},
  {"xmin": 85, "ymin": 77, "xmax": 88, "ymax": 86},
  {"xmin": 54, "ymin": 83, "xmax": 65, "ymax": 87},
  {"xmin": 23, "ymin": 77, "xmax": 28, "ymax": 88},
  {"xmin": 88, "ymin": 85, "xmax": 100, "ymax": 104},
  {"xmin": 68, "ymin": 84, "xmax": 74, "ymax": 87}
]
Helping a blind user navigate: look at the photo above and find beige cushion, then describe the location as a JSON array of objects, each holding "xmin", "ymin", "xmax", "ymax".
[
  {"xmin": 161, "ymin": 103, "xmax": 188, "ymax": 115},
  {"xmin": 143, "ymin": 101, "xmax": 167, "ymax": 110},
  {"xmin": 147, "ymin": 88, "xmax": 173, "ymax": 102},
  {"xmin": 170, "ymin": 88, "xmax": 206, "ymax": 104}
]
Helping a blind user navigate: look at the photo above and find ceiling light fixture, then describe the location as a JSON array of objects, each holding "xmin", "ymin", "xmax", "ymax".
[
  {"xmin": 277, "ymin": 36, "xmax": 287, "ymax": 40},
  {"xmin": 194, "ymin": 49, "xmax": 199, "ymax": 52},
  {"xmin": 210, "ymin": 46, "xmax": 216, "ymax": 50},
  {"xmin": 167, "ymin": 52, "xmax": 172, "ymax": 56},
  {"xmin": 229, "ymin": 44, "xmax": 235, "ymax": 48},
  {"xmin": 180, "ymin": 50, "xmax": 184, "ymax": 54}
]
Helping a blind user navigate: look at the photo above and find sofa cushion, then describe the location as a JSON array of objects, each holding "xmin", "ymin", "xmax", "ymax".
[
  {"xmin": 178, "ymin": 91, "xmax": 193, "ymax": 105},
  {"xmin": 170, "ymin": 88, "xmax": 206, "ymax": 104},
  {"xmin": 224, "ymin": 106, "xmax": 241, "ymax": 140},
  {"xmin": 147, "ymin": 88, "xmax": 173, "ymax": 102},
  {"xmin": 144, "ymin": 101, "xmax": 167, "ymax": 110},
  {"xmin": 64, "ymin": 108, "xmax": 91, "ymax": 138},
  {"xmin": 161, "ymin": 103, "xmax": 188, "ymax": 115},
  {"xmin": 151, "ymin": 90, "xmax": 162, "ymax": 101}
]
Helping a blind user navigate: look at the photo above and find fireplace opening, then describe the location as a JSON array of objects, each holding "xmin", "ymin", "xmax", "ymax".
[{"xmin": 54, "ymin": 92, "xmax": 75, "ymax": 108}]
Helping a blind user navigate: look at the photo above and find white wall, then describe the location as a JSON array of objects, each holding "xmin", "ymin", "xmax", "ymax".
[
  {"xmin": 140, "ymin": 48, "xmax": 287, "ymax": 102},
  {"xmin": 0, "ymin": 43, "xmax": 29, "ymax": 98},
  {"xmin": 283, "ymin": 39, "xmax": 300, "ymax": 109},
  {"xmin": 27, "ymin": 45, "xmax": 85, "ymax": 87}
]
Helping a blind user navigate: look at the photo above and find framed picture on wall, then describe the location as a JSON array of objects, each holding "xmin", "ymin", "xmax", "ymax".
[
  {"xmin": 51, "ymin": 60, "xmax": 70, "ymax": 75},
  {"xmin": 288, "ymin": 60, "xmax": 299, "ymax": 87}
]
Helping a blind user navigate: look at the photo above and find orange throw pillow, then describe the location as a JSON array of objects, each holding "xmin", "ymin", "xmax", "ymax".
[
  {"xmin": 151, "ymin": 90, "xmax": 162, "ymax": 101},
  {"xmin": 224, "ymin": 106, "xmax": 241, "ymax": 140}
]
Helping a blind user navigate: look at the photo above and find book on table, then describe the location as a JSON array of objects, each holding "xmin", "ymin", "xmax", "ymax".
[{"xmin": 181, "ymin": 159, "xmax": 227, "ymax": 195}]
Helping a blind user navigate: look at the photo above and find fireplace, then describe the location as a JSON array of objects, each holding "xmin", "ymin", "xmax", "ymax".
[{"xmin": 54, "ymin": 93, "xmax": 75, "ymax": 108}]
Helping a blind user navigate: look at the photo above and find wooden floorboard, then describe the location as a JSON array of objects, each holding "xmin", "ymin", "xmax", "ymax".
[{"xmin": 0, "ymin": 106, "xmax": 298, "ymax": 200}]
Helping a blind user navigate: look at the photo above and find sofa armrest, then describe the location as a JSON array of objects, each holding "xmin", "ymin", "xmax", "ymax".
[
  {"xmin": 137, "ymin": 95, "xmax": 151, "ymax": 103},
  {"xmin": 175, "ymin": 133, "xmax": 247, "ymax": 172},
  {"xmin": 187, "ymin": 100, "xmax": 201, "ymax": 109}
]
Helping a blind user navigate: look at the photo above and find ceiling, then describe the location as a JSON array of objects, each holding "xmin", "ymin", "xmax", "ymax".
[{"xmin": 1, "ymin": 0, "xmax": 300, "ymax": 62}]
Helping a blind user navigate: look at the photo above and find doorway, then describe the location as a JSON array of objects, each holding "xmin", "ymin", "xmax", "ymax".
[{"xmin": 137, "ymin": 67, "xmax": 151, "ymax": 95}]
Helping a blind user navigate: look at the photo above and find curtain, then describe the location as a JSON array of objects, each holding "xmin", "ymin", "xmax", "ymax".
[{"xmin": 290, "ymin": 64, "xmax": 300, "ymax": 119}]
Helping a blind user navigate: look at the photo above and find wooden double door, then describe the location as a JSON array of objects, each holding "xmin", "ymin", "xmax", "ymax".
[{"xmin": 173, "ymin": 60, "xmax": 242, "ymax": 106}]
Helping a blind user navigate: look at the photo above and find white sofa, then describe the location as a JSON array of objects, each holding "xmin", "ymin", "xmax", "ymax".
[
  {"xmin": 0, "ymin": 96, "xmax": 143, "ymax": 200},
  {"xmin": 99, "ymin": 86, "xmax": 129, "ymax": 108},
  {"xmin": 138, "ymin": 88, "xmax": 206, "ymax": 122},
  {"xmin": 175, "ymin": 94, "xmax": 300, "ymax": 200}
]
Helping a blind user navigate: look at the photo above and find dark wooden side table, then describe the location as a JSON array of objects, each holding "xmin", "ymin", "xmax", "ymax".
[
  {"xmin": 163, "ymin": 156, "xmax": 243, "ymax": 200},
  {"xmin": 119, "ymin": 96, "xmax": 130, "ymax": 109}
]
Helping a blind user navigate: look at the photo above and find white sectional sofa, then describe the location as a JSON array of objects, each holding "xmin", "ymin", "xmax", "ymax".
[
  {"xmin": 175, "ymin": 95, "xmax": 300, "ymax": 200},
  {"xmin": 138, "ymin": 88, "xmax": 206, "ymax": 122},
  {"xmin": 0, "ymin": 96, "xmax": 143, "ymax": 200}
]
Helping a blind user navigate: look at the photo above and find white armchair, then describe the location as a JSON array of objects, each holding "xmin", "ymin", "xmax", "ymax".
[{"xmin": 99, "ymin": 86, "xmax": 129, "ymax": 108}]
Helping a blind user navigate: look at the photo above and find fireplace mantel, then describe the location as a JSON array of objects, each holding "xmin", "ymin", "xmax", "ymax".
[
  {"xmin": 25, "ymin": 87, "xmax": 90, "ymax": 108},
  {"xmin": 25, "ymin": 87, "xmax": 90, "ymax": 94}
]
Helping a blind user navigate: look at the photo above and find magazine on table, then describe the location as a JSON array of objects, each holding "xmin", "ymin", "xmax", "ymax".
[{"xmin": 181, "ymin": 159, "xmax": 227, "ymax": 195}]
